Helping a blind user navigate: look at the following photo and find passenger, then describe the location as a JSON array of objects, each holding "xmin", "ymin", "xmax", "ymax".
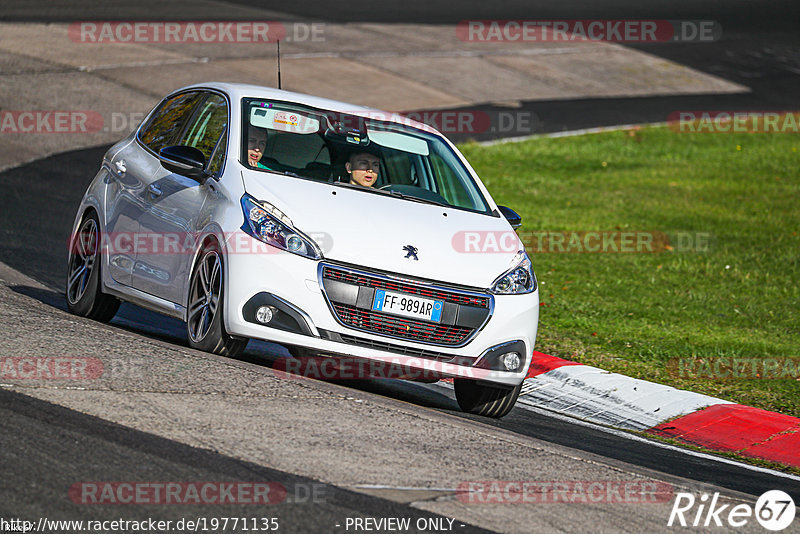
[
  {"xmin": 247, "ymin": 125, "xmax": 269, "ymax": 169},
  {"xmin": 345, "ymin": 148, "xmax": 382, "ymax": 187}
]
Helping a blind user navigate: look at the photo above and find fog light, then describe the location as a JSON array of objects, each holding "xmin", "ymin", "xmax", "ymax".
[
  {"xmin": 501, "ymin": 351, "xmax": 521, "ymax": 371},
  {"xmin": 256, "ymin": 305, "xmax": 277, "ymax": 324}
]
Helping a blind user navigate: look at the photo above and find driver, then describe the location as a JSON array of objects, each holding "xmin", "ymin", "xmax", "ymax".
[
  {"xmin": 345, "ymin": 147, "xmax": 381, "ymax": 187},
  {"xmin": 247, "ymin": 125, "xmax": 270, "ymax": 169}
]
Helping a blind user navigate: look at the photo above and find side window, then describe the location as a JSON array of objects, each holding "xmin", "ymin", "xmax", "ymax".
[
  {"xmin": 207, "ymin": 126, "xmax": 227, "ymax": 176},
  {"xmin": 138, "ymin": 92, "xmax": 204, "ymax": 154},
  {"xmin": 428, "ymin": 147, "xmax": 486, "ymax": 211},
  {"xmin": 177, "ymin": 93, "xmax": 228, "ymax": 164}
]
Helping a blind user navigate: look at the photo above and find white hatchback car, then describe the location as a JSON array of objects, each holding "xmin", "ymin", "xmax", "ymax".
[{"xmin": 66, "ymin": 83, "xmax": 538, "ymax": 417}]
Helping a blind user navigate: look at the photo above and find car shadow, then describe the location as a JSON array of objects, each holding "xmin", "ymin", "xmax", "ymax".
[
  {"xmin": 7, "ymin": 283, "xmax": 458, "ymax": 412},
  {"xmin": 10, "ymin": 284, "xmax": 68, "ymax": 311}
]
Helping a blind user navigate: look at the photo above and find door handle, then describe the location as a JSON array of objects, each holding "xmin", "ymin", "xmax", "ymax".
[
  {"xmin": 148, "ymin": 183, "xmax": 162, "ymax": 198},
  {"xmin": 114, "ymin": 159, "xmax": 126, "ymax": 176}
]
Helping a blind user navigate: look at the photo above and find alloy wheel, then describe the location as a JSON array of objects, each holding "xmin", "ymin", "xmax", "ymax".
[
  {"xmin": 66, "ymin": 218, "xmax": 98, "ymax": 305},
  {"xmin": 188, "ymin": 251, "xmax": 221, "ymax": 342}
]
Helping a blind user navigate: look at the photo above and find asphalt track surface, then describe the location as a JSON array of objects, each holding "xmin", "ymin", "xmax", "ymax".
[
  {"xmin": 254, "ymin": 0, "xmax": 800, "ymax": 141},
  {"xmin": 1, "ymin": 1, "xmax": 799, "ymax": 532},
  {"xmin": 0, "ymin": 388, "xmax": 492, "ymax": 533},
  {"xmin": 2, "ymin": 1, "xmax": 798, "ymax": 141}
]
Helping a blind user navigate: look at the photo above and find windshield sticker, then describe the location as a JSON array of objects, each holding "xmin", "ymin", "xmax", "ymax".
[
  {"xmin": 250, "ymin": 107, "xmax": 320, "ymax": 134},
  {"xmin": 274, "ymin": 111, "xmax": 299, "ymax": 127}
]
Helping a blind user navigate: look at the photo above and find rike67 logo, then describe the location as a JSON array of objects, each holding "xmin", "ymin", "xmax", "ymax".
[{"xmin": 668, "ymin": 490, "xmax": 796, "ymax": 530}]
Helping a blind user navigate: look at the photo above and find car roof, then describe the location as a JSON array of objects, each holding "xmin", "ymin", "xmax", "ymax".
[{"xmin": 178, "ymin": 82, "xmax": 441, "ymax": 136}]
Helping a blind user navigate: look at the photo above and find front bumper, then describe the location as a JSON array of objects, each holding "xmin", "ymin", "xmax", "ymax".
[{"xmin": 224, "ymin": 248, "xmax": 538, "ymax": 386}]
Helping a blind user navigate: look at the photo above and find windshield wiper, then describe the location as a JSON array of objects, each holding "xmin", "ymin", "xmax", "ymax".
[
  {"xmin": 384, "ymin": 190, "xmax": 449, "ymax": 207},
  {"xmin": 330, "ymin": 181, "xmax": 449, "ymax": 207},
  {"xmin": 330, "ymin": 180, "xmax": 369, "ymax": 190}
]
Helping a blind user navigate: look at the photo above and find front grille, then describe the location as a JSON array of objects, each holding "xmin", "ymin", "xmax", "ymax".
[
  {"xmin": 320, "ymin": 264, "xmax": 492, "ymax": 347},
  {"xmin": 322, "ymin": 266, "xmax": 489, "ymax": 308},
  {"xmin": 332, "ymin": 303, "xmax": 473, "ymax": 345}
]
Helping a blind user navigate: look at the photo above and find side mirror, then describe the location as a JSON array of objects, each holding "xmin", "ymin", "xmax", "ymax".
[
  {"xmin": 159, "ymin": 145, "xmax": 206, "ymax": 182},
  {"xmin": 498, "ymin": 205, "xmax": 522, "ymax": 229}
]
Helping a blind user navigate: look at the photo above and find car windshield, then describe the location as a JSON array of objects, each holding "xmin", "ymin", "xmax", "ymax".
[{"xmin": 241, "ymin": 98, "xmax": 490, "ymax": 213}]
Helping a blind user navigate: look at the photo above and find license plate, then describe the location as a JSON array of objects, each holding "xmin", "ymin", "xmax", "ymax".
[{"xmin": 372, "ymin": 289, "xmax": 443, "ymax": 322}]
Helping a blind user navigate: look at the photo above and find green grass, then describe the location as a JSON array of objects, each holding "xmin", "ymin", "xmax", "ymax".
[{"xmin": 459, "ymin": 127, "xmax": 800, "ymax": 417}]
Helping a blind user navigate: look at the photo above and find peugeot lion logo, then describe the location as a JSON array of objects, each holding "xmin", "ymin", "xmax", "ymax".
[{"xmin": 402, "ymin": 245, "xmax": 419, "ymax": 261}]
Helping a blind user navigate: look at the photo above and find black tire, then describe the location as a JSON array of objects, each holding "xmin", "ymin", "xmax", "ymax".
[
  {"xmin": 186, "ymin": 246, "xmax": 247, "ymax": 357},
  {"xmin": 453, "ymin": 379, "xmax": 522, "ymax": 418},
  {"xmin": 65, "ymin": 211, "xmax": 120, "ymax": 322}
]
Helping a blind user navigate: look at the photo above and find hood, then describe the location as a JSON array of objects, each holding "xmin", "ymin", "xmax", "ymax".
[{"xmin": 241, "ymin": 170, "xmax": 524, "ymax": 289}]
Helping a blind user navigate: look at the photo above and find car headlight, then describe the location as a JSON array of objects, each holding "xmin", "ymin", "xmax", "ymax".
[
  {"xmin": 489, "ymin": 251, "xmax": 537, "ymax": 294},
  {"xmin": 241, "ymin": 195, "xmax": 322, "ymax": 259}
]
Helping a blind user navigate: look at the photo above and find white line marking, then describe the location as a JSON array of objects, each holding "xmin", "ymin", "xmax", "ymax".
[
  {"xmin": 297, "ymin": 47, "xmax": 584, "ymax": 60},
  {"xmin": 354, "ymin": 484, "xmax": 458, "ymax": 491},
  {"xmin": 77, "ymin": 57, "xmax": 210, "ymax": 72},
  {"xmin": 478, "ymin": 122, "xmax": 669, "ymax": 146}
]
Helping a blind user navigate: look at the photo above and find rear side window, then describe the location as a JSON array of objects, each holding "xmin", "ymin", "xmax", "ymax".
[{"xmin": 138, "ymin": 92, "xmax": 204, "ymax": 153}]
